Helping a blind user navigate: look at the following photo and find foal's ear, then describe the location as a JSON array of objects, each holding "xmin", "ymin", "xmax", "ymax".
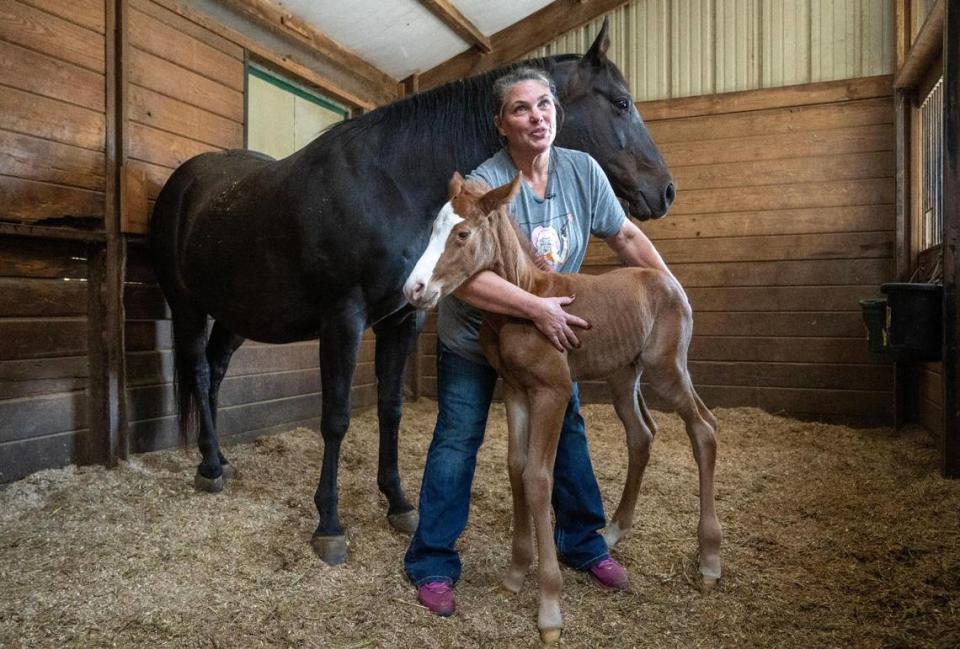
[
  {"xmin": 581, "ymin": 17, "xmax": 610, "ymax": 67},
  {"xmin": 480, "ymin": 174, "xmax": 521, "ymax": 214},
  {"xmin": 448, "ymin": 172, "xmax": 465, "ymax": 199}
]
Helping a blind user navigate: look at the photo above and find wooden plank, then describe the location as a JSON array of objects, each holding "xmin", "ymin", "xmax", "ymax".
[
  {"xmin": 0, "ymin": 87, "xmax": 105, "ymax": 152},
  {"xmin": 691, "ymin": 311, "xmax": 870, "ymax": 338},
  {"xmin": 587, "ymin": 231, "xmax": 894, "ymax": 265},
  {"xmin": 0, "ymin": 356, "xmax": 87, "ymax": 400},
  {"xmin": 0, "ymin": 237, "xmax": 89, "ymax": 279},
  {"xmin": 416, "ymin": 0, "xmax": 492, "ymax": 53},
  {"xmin": 685, "ymin": 285, "xmax": 884, "ymax": 312},
  {"xmin": 127, "ymin": 122, "xmax": 221, "ymax": 171},
  {"xmin": 128, "ymin": 84, "xmax": 243, "ymax": 149},
  {"xmin": 421, "ymin": 0, "xmax": 631, "ymax": 89},
  {"xmin": 0, "ymin": 277, "xmax": 86, "ymax": 316},
  {"xmin": 129, "ymin": 0, "xmax": 242, "ymax": 59},
  {"xmin": 123, "ymin": 160, "xmax": 171, "ymax": 234},
  {"xmin": 669, "ymin": 178, "xmax": 895, "ymax": 216},
  {"xmin": 0, "ymin": 130, "xmax": 104, "ymax": 192},
  {"xmin": 895, "ymin": 0, "xmax": 944, "ymax": 89},
  {"xmin": 668, "ymin": 258, "xmax": 895, "ymax": 289},
  {"xmin": 129, "ymin": 47, "xmax": 243, "ymax": 123},
  {"xmin": 0, "ymin": 430, "xmax": 84, "ymax": 483},
  {"xmin": 0, "ymin": 0, "xmax": 105, "ymax": 73},
  {"xmin": 129, "ymin": 5, "xmax": 244, "ymax": 92},
  {"xmin": 0, "ymin": 319, "xmax": 86, "ymax": 360},
  {"xmin": 659, "ymin": 124, "xmax": 894, "ymax": 168},
  {"xmin": 124, "ymin": 282, "xmax": 170, "ymax": 320},
  {"xmin": 642, "ymin": 205, "xmax": 895, "ymax": 240},
  {"xmin": 126, "ymin": 342, "xmax": 316, "ymax": 386},
  {"xmin": 0, "ymin": 175, "xmax": 104, "ymax": 222},
  {"xmin": 687, "ymin": 360, "xmax": 892, "ymax": 392},
  {"xmin": 688, "ymin": 336, "xmax": 886, "ymax": 365},
  {"xmin": 918, "ymin": 397, "xmax": 943, "ymax": 438},
  {"xmin": 638, "ymin": 75, "xmax": 894, "ymax": 121},
  {"xmin": 680, "ymin": 384, "xmax": 892, "ymax": 419},
  {"xmin": 19, "ymin": 0, "xmax": 104, "ymax": 34},
  {"xmin": 895, "ymin": 90, "xmax": 912, "ymax": 280},
  {"xmin": 0, "ymin": 390, "xmax": 87, "ymax": 444},
  {"xmin": 670, "ymin": 151, "xmax": 895, "ymax": 191},
  {"xmin": 646, "ymin": 98, "xmax": 893, "ymax": 145},
  {"xmin": 0, "ymin": 40, "xmax": 105, "ymax": 111}
]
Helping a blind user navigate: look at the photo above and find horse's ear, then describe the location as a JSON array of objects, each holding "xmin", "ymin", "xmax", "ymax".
[
  {"xmin": 448, "ymin": 172, "xmax": 465, "ymax": 199},
  {"xmin": 581, "ymin": 17, "xmax": 610, "ymax": 67},
  {"xmin": 480, "ymin": 174, "xmax": 521, "ymax": 214}
]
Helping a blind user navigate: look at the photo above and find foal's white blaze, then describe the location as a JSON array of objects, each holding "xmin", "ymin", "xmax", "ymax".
[{"xmin": 403, "ymin": 201, "xmax": 463, "ymax": 309}]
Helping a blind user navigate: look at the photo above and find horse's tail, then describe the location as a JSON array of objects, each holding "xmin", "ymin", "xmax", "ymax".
[{"xmin": 170, "ymin": 309, "xmax": 206, "ymax": 447}]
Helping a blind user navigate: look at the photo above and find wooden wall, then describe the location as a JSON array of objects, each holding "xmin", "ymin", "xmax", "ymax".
[{"xmin": 419, "ymin": 75, "xmax": 897, "ymax": 425}]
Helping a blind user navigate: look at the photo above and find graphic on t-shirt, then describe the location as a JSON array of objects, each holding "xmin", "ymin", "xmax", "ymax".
[{"xmin": 530, "ymin": 213, "xmax": 573, "ymax": 270}]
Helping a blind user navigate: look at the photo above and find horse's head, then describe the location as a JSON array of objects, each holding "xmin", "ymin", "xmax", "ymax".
[
  {"xmin": 403, "ymin": 173, "xmax": 520, "ymax": 310},
  {"xmin": 552, "ymin": 19, "xmax": 674, "ymax": 220}
]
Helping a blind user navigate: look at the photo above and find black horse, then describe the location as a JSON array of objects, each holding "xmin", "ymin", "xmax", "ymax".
[{"xmin": 149, "ymin": 20, "xmax": 674, "ymax": 565}]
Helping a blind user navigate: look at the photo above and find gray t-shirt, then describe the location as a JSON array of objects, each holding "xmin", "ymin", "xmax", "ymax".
[{"xmin": 437, "ymin": 146, "xmax": 627, "ymax": 364}]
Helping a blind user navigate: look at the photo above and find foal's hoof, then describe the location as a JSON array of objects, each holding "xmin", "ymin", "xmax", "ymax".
[
  {"xmin": 387, "ymin": 510, "xmax": 419, "ymax": 534},
  {"xmin": 194, "ymin": 472, "xmax": 224, "ymax": 493},
  {"xmin": 701, "ymin": 574, "xmax": 720, "ymax": 593},
  {"xmin": 311, "ymin": 535, "xmax": 348, "ymax": 566},
  {"xmin": 539, "ymin": 628, "xmax": 563, "ymax": 646}
]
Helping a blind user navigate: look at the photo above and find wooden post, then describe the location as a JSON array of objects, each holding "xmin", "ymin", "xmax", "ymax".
[
  {"xmin": 86, "ymin": 0, "xmax": 129, "ymax": 466},
  {"xmin": 941, "ymin": 0, "xmax": 960, "ymax": 477}
]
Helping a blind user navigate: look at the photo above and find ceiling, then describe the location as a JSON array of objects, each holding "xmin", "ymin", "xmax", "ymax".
[{"xmin": 275, "ymin": 0, "xmax": 555, "ymax": 80}]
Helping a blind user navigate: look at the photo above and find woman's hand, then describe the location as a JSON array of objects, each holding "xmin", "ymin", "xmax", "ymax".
[{"xmin": 530, "ymin": 295, "xmax": 590, "ymax": 352}]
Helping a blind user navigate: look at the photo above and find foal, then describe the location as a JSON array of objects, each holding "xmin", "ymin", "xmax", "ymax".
[{"xmin": 404, "ymin": 174, "xmax": 721, "ymax": 643}]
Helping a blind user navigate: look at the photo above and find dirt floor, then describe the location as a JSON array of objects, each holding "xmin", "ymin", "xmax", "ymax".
[{"xmin": 1, "ymin": 400, "xmax": 959, "ymax": 649}]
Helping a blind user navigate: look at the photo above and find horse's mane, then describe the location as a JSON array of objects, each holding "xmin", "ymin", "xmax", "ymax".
[{"xmin": 316, "ymin": 55, "xmax": 581, "ymax": 156}]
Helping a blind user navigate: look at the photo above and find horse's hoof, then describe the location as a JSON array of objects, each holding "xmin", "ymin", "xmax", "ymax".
[
  {"xmin": 539, "ymin": 627, "xmax": 563, "ymax": 645},
  {"xmin": 221, "ymin": 463, "xmax": 237, "ymax": 480},
  {"xmin": 387, "ymin": 510, "xmax": 419, "ymax": 534},
  {"xmin": 311, "ymin": 535, "xmax": 348, "ymax": 566},
  {"xmin": 194, "ymin": 472, "xmax": 224, "ymax": 493}
]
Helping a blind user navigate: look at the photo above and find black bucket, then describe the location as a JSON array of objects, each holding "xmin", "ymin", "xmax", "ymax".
[{"xmin": 880, "ymin": 282, "xmax": 942, "ymax": 362}]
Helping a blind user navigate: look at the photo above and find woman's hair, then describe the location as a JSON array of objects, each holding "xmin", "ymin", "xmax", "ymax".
[{"xmin": 492, "ymin": 67, "xmax": 559, "ymax": 120}]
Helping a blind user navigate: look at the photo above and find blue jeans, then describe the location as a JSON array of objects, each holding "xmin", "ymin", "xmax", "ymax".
[{"xmin": 404, "ymin": 342, "xmax": 609, "ymax": 586}]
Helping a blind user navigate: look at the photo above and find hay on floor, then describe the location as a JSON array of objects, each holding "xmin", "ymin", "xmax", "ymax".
[{"xmin": 1, "ymin": 401, "xmax": 958, "ymax": 648}]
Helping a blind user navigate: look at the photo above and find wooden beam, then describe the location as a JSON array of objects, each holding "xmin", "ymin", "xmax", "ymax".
[
  {"xmin": 942, "ymin": 0, "xmax": 960, "ymax": 477},
  {"xmin": 895, "ymin": 88, "xmax": 912, "ymax": 281},
  {"xmin": 419, "ymin": 0, "xmax": 629, "ymax": 90},
  {"xmin": 895, "ymin": 0, "xmax": 944, "ymax": 90},
  {"xmin": 401, "ymin": 73, "xmax": 420, "ymax": 96},
  {"xmin": 416, "ymin": 0, "xmax": 492, "ymax": 54},
  {"xmin": 895, "ymin": 0, "xmax": 911, "ymax": 71},
  {"xmin": 217, "ymin": 0, "xmax": 396, "ymax": 90}
]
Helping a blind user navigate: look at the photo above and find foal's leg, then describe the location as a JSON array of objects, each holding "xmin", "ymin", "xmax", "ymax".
[
  {"xmin": 311, "ymin": 312, "xmax": 365, "ymax": 566},
  {"xmin": 502, "ymin": 382, "xmax": 533, "ymax": 594},
  {"xmin": 646, "ymin": 359, "xmax": 722, "ymax": 591},
  {"xmin": 371, "ymin": 310, "xmax": 419, "ymax": 533},
  {"xmin": 205, "ymin": 321, "xmax": 244, "ymax": 480},
  {"xmin": 526, "ymin": 385, "xmax": 570, "ymax": 644},
  {"xmin": 603, "ymin": 366, "xmax": 656, "ymax": 549}
]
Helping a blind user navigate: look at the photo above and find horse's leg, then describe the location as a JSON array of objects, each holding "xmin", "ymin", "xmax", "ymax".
[
  {"xmin": 526, "ymin": 385, "xmax": 570, "ymax": 645},
  {"xmin": 645, "ymin": 358, "xmax": 721, "ymax": 592},
  {"xmin": 311, "ymin": 313, "xmax": 365, "ymax": 566},
  {"xmin": 502, "ymin": 382, "xmax": 533, "ymax": 594},
  {"xmin": 205, "ymin": 321, "xmax": 245, "ymax": 479},
  {"xmin": 169, "ymin": 305, "xmax": 224, "ymax": 492},
  {"xmin": 602, "ymin": 366, "xmax": 656, "ymax": 549},
  {"xmin": 371, "ymin": 310, "xmax": 419, "ymax": 534}
]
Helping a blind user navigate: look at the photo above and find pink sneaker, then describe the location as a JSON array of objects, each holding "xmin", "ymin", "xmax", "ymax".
[
  {"xmin": 589, "ymin": 557, "xmax": 629, "ymax": 591},
  {"xmin": 417, "ymin": 581, "xmax": 456, "ymax": 616}
]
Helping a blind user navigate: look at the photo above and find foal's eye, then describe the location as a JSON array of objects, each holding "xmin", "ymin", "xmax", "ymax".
[
  {"xmin": 457, "ymin": 230, "xmax": 470, "ymax": 241},
  {"xmin": 613, "ymin": 98, "xmax": 631, "ymax": 112}
]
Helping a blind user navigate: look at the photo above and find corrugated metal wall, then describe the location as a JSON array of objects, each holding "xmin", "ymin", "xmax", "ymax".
[{"xmin": 529, "ymin": 0, "xmax": 894, "ymax": 101}]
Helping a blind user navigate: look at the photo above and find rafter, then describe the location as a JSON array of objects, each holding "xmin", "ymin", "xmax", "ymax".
[
  {"xmin": 416, "ymin": 0, "xmax": 492, "ymax": 54},
  {"xmin": 420, "ymin": 0, "xmax": 630, "ymax": 90}
]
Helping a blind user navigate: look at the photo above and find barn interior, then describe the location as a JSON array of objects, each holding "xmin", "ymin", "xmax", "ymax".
[{"xmin": 1, "ymin": 0, "xmax": 958, "ymax": 646}]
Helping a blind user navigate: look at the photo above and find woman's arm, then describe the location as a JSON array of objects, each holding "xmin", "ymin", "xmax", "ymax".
[
  {"xmin": 604, "ymin": 219, "xmax": 672, "ymax": 273},
  {"xmin": 454, "ymin": 271, "xmax": 589, "ymax": 351}
]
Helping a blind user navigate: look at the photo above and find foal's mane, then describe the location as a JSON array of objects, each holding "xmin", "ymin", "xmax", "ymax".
[{"xmin": 459, "ymin": 178, "xmax": 546, "ymax": 272}]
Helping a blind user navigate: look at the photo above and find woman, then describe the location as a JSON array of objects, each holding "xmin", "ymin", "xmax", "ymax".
[{"xmin": 404, "ymin": 68, "xmax": 672, "ymax": 616}]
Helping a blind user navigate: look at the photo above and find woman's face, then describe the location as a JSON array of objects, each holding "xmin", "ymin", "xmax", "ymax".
[{"xmin": 495, "ymin": 80, "xmax": 557, "ymax": 157}]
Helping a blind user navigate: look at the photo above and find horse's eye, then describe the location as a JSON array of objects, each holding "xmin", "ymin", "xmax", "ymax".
[{"xmin": 614, "ymin": 98, "xmax": 630, "ymax": 112}]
